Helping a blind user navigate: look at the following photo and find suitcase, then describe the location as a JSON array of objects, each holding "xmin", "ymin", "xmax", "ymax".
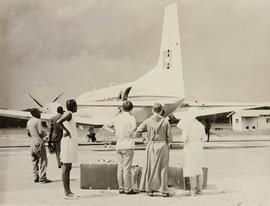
[
  {"xmin": 168, "ymin": 166, "xmax": 208, "ymax": 190},
  {"xmin": 80, "ymin": 163, "xmax": 118, "ymax": 189},
  {"xmin": 80, "ymin": 162, "xmax": 142, "ymax": 190},
  {"xmin": 167, "ymin": 166, "xmax": 185, "ymax": 189}
]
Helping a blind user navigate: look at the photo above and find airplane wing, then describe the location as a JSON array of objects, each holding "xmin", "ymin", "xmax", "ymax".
[
  {"xmin": 173, "ymin": 102, "xmax": 270, "ymax": 119},
  {"xmin": 0, "ymin": 109, "xmax": 107, "ymax": 128},
  {"xmin": 0, "ymin": 109, "xmax": 52, "ymax": 121},
  {"xmin": 174, "ymin": 107, "xmax": 242, "ymax": 119},
  {"xmin": 74, "ymin": 115, "xmax": 110, "ymax": 127}
]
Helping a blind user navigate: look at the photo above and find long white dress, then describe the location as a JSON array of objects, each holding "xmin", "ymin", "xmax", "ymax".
[
  {"xmin": 178, "ymin": 118, "xmax": 206, "ymax": 177},
  {"xmin": 60, "ymin": 112, "xmax": 78, "ymax": 163}
]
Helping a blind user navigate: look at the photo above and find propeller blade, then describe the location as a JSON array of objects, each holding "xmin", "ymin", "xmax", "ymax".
[
  {"xmin": 52, "ymin": 92, "xmax": 64, "ymax": 102},
  {"xmin": 28, "ymin": 92, "xmax": 43, "ymax": 108}
]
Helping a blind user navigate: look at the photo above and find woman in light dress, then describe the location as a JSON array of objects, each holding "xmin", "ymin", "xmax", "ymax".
[
  {"xmin": 57, "ymin": 99, "xmax": 79, "ymax": 200},
  {"xmin": 177, "ymin": 116, "xmax": 207, "ymax": 196}
]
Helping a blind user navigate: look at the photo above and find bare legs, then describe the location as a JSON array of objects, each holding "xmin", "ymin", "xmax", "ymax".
[
  {"xmin": 62, "ymin": 163, "xmax": 72, "ymax": 196},
  {"xmin": 62, "ymin": 163, "xmax": 79, "ymax": 199},
  {"xmin": 188, "ymin": 174, "xmax": 204, "ymax": 196},
  {"xmin": 188, "ymin": 177, "xmax": 196, "ymax": 196},
  {"xmin": 196, "ymin": 174, "xmax": 204, "ymax": 193}
]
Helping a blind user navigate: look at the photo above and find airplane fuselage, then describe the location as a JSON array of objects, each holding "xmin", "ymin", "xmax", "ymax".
[{"xmin": 76, "ymin": 93, "xmax": 184, "ymax": 126}]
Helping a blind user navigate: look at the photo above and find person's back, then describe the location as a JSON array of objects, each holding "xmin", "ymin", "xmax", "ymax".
[
  {"xmin": 27, "ymin": 117, "xmax": 45, "ymax": 140},
  {"xmin": 184, "ymin": 119, "xmax": 206, "ymax": 145},
  {"xmin": 49, "ymin": 107, "xmax": 64, "ymax": 168},
  {"xmin": 114, "ymin": 111, "xmax": 136, "ymax": 150},
  {"xmin": 144, "ymin": 115, "xmax": 171, "ymax": 142},
  {"xmin": 104, "ymin": 100, "xmax": 137, "ymax": 195},
  {"xmin": 50, "ymin": 113, "xmax": 63, "ymax": 142},
  {"xmin": 27, "ymin": 108, "xmax": 50, "ymax": 183},
  {"xmin": 177, "ymin": 117, "xmax": 206, "ymax": 195},
  {"xmin": 136, "ymin": 103, "xmax": 173, "ymax": 197}
]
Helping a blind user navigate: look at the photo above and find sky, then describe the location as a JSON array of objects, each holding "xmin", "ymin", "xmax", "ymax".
[{"xmin": 0, "ymin": 0, "xmax": 270, "ymax": 109}]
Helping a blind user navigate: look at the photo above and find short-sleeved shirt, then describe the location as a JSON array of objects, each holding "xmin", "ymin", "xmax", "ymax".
[
  {"xmin": 112, "ymin": 112, "xmax": 137, "ymax": 150},
  {"xmin": 27, "ymin": 117, "xmax": 46, "ymax": 140}
]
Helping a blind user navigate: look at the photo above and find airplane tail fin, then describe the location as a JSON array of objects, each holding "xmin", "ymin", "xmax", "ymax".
[{"xmin": 131, "ymin": 3, "xmax": 185, "ymax": 99}]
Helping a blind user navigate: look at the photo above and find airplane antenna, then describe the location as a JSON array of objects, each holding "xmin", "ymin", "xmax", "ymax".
[
  {"xmin": 52, "ymin": 92, "xmax": 64, "ymax": 102},
  {"xmin": 28, "ymin": 92, "xmax": 43, "ymax": 108}
]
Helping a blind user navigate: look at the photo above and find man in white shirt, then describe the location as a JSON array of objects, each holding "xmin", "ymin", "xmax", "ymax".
[{"xmin": 105, "ymin": 100, "xmax": 137, "ymax": 194}]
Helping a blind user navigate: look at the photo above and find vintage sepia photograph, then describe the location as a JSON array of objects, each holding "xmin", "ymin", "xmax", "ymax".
[{"xmin": 0, "ymin": 0, "xmax": 270, "ymax": 205}]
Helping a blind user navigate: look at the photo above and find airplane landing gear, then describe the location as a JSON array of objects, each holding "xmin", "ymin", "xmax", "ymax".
[{"xmin": 86, "ymin": 127, "xmax": 97, "ymax": 142}]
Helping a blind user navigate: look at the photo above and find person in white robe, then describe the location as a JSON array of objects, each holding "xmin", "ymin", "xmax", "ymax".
[{"xmin": 177, "ymin": 116, "xmax": 207, "ymax": 195}]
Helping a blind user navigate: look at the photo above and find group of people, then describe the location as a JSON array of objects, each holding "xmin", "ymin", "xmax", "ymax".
[
  {"xmin": 105, "ymin": 100, "xmax": 207, "ymax": 197},
  {"xmin": 26, "ymin": 98, "xmax": 207, "ymax": 200},
  {"xmin": 27, "ymin": 99, "xmax": 79, "ymax": 200}
]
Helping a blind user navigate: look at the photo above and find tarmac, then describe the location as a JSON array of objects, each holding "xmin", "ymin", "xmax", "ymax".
[{"xmin": 1, "ymin": 128, "xmax": 270, "ymax": 206}]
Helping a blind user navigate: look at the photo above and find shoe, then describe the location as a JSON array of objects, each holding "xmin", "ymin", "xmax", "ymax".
[
  {"xmin": 125, "ymin": 189, "xmax": 138, "ymax": 195},
  {"xmin": 34, "ymin": 177, "xmax": 39, "ymax": 183},
  {"xmin": 195, "ymin": 190, "xmax": 204, "ymax": 195},
  {"xmin": 162, "ymin": 192, "xmax": 175, "ymax": 197},
  {"xmin": 58, "ymin": 165, "xmax": 62, "ymax": 169},
  {"xmin": 40, "ymin": 178, "xmax": 52, "ymax": 184},
  {"xmin": 186, "ymin": 191, "xmax": 195, "ymax": 196},
  {"xmin": 69, "ymin": 193, "xmax": 79, "ymax": 198},
  {"xmin": 147, "ymin": 190, "xmax": 154, "ymax": 197},
  {"xmin": 64, "ymin": 193, "xmax": 79, "ymax": 200},
  {"xmin": 119, "ymin": 189, "xmax": 125, "ymax": 194}
]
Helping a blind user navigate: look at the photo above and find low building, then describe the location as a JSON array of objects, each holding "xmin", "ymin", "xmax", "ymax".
[{"xmin": 232, "ymin": 110, "xmax": 270, "ymax": 131}]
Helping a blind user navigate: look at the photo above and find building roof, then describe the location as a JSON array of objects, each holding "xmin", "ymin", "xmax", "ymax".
[{"xmin": 234, "ymin": 110, "xmax": 270, "ymax": 117}]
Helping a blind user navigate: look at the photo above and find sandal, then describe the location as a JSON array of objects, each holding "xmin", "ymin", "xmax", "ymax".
[{"xmin": 147, "ymin": 190, "xmax": 154, "ymax": 197}]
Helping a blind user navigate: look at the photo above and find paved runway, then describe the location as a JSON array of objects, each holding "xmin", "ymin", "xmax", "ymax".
[{"xmin": 0, "ymin": 129, "xmax": 270, "ymax": 205}]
